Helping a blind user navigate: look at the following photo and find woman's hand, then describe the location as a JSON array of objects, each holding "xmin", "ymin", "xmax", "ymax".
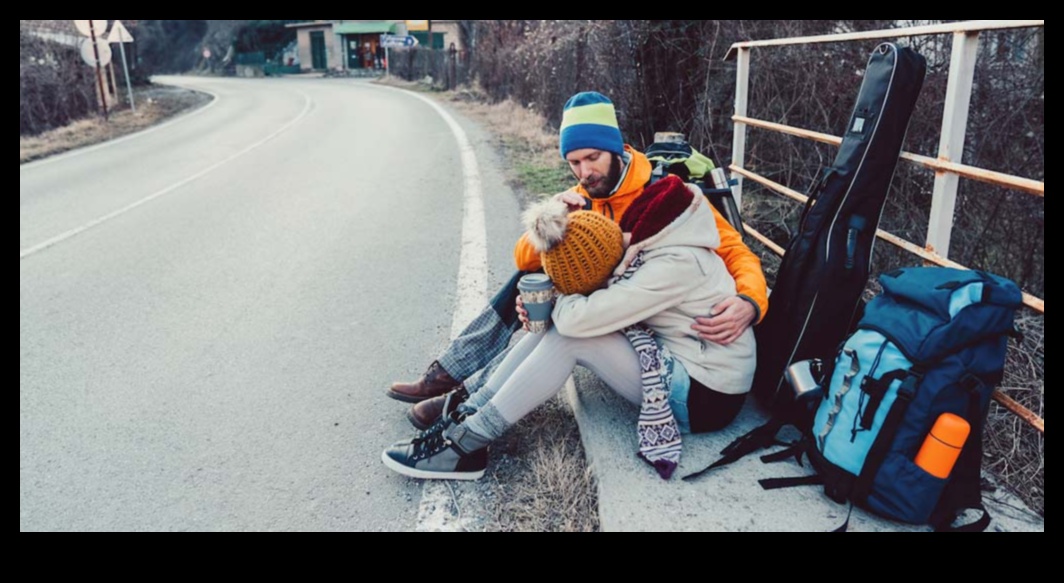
[{"xmin": 517, "ymin": 296, "xmax": 531, "ymax": 332}]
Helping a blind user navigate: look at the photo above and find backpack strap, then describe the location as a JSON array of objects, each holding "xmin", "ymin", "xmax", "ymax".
[
  {"xmin": 761, "ymin": 443, "xmax": 806, "ymax": 465},
  {"xmin": 755, "ymin": 435, "xmax": 827, "ymax": 492},
  {"xmin": 797, "ymin": 167, "xmax": 837, "ymax": 233},
  {"xmin": 859, "ymin": 369, "xmax": 910, "ymax": 432},
  {"xmin": 851, "ymin": 368, "xmax": 923, "ymax": 505},
  {"xmin": 682, "ymin": 418, "xmax": 789, "ymax": 482},
  {"xmin": 759, "ymin": 475, "xmax": 824, "ymax": 490}
]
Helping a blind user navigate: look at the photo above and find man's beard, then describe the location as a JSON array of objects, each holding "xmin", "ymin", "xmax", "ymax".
[{"xmin": 581, "ymin": 154, "xmax": 624, "ymax": 199}]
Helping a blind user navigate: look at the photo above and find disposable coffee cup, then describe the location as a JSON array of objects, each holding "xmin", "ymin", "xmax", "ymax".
[{"xmin": 518, "ymin": 274, "xmax": 556, "ymax": 334}]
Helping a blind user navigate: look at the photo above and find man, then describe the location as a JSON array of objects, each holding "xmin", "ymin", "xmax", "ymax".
[{"xmin": 389, "ymin": 92, "xmax": 768, "ymax": 429}]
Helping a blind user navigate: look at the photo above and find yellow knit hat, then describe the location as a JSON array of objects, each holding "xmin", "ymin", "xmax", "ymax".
[{"xmin": 523, "ymin": 200, "xmax": 624, "ymax": 296}]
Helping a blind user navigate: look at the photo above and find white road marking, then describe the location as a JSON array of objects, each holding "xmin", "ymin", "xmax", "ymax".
[
  {"xmin": 380, "ymin": 86, "xmax": 490, "ymax": 533},
  {"xmin": 20, "ymin": 91, "xmax": 314, "ymax": 261}
]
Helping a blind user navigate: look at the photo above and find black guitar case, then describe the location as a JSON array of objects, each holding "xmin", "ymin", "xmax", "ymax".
[{"xmin": 753, "ymin": 42, "xmax": 928, "ymax": 410}]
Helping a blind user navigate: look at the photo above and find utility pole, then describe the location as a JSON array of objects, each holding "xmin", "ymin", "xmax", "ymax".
[{"xmin": 89, "ymin": 21, "xmax": 109, "ymax": 121}]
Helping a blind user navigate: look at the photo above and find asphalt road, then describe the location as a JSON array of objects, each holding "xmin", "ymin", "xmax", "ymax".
[{"xmin": 20, "ymin": 76, "xmax": 523, "ymax": 531}]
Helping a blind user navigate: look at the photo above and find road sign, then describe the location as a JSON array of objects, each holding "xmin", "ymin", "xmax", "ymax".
[
  {"xmin": 106, "ymin": 21, "xmax": 137, "ymax": 113},
  {"xmin": 106, "ymin": 20, "xmax": 134, "ymax": 43},
  {"xmin": 74, "ymin": 20, "xmax": 108, "ymax": 38},
  {"xmin": 380, "ymin": 35, "xmax": 420, "ymax": 49},
  {"xmin": 80, "ymin": 38, "xmax": 113, "ymax": 67}
]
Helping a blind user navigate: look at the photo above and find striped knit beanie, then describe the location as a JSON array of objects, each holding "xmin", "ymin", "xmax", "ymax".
[
  {"xmin": 524, "ymin": 200, "xmax": 624, "ymax": 296},
  {"xmin": 559, "ymin": 92, "xmax": 625, "ymax": 159}
]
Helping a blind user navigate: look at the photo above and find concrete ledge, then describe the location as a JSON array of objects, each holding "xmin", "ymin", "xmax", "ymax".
[{"xmin": 565, "ymin": 368, "xmax": 1044, "ymax": 533}]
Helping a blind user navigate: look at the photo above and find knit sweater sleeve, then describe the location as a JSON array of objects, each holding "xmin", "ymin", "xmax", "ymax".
[
  {"xmin": 711, "ymin": 207, "xmax": 769, "ymax": 324},
  {"xmin": 553, "ymin": 250, "xmax": 703, "ymax": 338}
]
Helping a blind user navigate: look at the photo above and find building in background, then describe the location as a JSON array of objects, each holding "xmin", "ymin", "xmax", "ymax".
[{"xmin": 287, "ymin": 20, "xmax": 458, "ymax": 73}]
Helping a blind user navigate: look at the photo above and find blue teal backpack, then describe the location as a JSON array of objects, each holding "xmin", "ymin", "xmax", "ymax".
[{"xmin": 759, "ymin": 267, "xmax": 1024, "ymax": 531}]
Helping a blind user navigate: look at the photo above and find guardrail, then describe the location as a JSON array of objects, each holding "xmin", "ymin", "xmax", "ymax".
[{"xmin": 726, "ymin": 20, "xmax": 1044, "ymax": 434}]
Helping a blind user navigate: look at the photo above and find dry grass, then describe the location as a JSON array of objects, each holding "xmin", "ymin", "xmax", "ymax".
[
  {"xmin": 449, "ymin": 92, "xmax": 558, "ymax": 166},
  {"xmin": 20, "ymin": 85, "xmax": 212, "ymax": 165},
  {"xmin": 446, "ymin": 89, "xmax": 572, "ymax": 201},
  {"xmin": 483, "ymin": 396, "xmax": 600, "ymax": 532}
]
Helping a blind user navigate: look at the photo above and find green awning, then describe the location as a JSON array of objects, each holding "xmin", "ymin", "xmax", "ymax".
[{"xmin": 334, "ymin": 21, "xmax": 397, "ymax": 35}]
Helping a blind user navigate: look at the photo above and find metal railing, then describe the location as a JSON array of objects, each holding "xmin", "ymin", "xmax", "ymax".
[{"xmin": 726, "ymin": 20, "xmax": 1045, "ymax": 434}]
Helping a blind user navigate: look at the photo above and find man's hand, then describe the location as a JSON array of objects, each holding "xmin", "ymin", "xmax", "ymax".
[
  {"xmin": 553, "ymin": 190, "xmax": 587, "ymax": 213},
  {"xmin": 517, "ymin": 296, "xmax": 531, "ymax": 332},
  {"xmin": 693, "ymin": 297, "xmax": 757, "ymax": 346}
]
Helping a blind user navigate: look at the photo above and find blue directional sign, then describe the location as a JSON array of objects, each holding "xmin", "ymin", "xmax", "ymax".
[{"xmin": 380, "ymin": 34, "xmax": 420, "ymax": 49}]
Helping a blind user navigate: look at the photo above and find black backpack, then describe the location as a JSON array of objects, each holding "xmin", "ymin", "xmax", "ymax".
[{"xmin": 645, "ymin": 135, "xmax": 745, "ymax": 240}]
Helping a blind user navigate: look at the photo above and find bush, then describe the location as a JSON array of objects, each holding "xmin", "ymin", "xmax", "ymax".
[{"xmin": 20, "ymin": 28, "xmax": 97, "ymax": 136}]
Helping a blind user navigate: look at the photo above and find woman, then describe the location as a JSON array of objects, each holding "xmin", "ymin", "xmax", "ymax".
[{"xmin": 381, "ymin": 175, "xmax": 757, "ymax": 481}]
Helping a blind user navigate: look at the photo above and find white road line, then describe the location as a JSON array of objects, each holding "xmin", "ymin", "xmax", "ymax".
[
  {"xmin": 20, "ymin": 91, "xmax": 314, "ymax": 261},
  {"xmin": 382, "ymin": 87, "xmax": 489, "ymax": 532},
  {"xmin": 19, "ymin": 85, "xmax": 221, "ymax": 172}
]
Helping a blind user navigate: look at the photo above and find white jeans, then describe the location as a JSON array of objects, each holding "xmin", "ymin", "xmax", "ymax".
[{"xmin": 463, "ymin": 328, "xmax": 652, "ymax": 440}]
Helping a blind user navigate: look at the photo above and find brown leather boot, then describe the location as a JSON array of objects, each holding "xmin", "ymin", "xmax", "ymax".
[
  {"xmin": 387, "ymin": 361, "xmax": 461, "ymax": 404},
  {"xmin": 408, "ymin": 386, "xmax": 470, "ymax": 431}
]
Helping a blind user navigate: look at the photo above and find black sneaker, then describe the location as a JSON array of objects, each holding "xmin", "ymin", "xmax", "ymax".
[{"xmin": 381, "ymin": 421, "xmax": 490, "ymax": 482}]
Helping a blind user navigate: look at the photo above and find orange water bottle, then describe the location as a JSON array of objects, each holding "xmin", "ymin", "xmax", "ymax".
[{"xmin": 915, "ymin": 414, "xmax": 971, "ymax": 479}]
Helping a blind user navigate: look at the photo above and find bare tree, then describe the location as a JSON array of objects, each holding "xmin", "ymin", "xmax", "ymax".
[{"xmin": 458, "ymin": 20, "xmax": 477, "ymax": 51}]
